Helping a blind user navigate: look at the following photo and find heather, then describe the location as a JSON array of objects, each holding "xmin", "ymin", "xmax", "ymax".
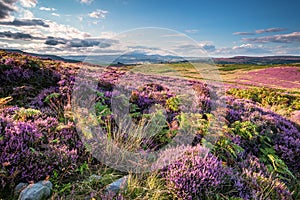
[
  {"xmin": 0, "ymin": 51, "xmax": 299, "ymax": 199},
  {"xmin": 161, "ymin": 145, "xmax": 230, "ymax": 199},
  {"xmin": 233, "ymin": 67, "xmax": 300, "ymax": 90}
]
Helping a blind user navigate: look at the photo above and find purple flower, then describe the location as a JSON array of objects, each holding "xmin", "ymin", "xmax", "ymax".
[{"xmin": 162, "ymin": 145, "xmax": 230, "ymax": 199}]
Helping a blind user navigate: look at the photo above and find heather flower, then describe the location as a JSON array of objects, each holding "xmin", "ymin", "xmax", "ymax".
[
  {"xmin": 30, "ymin": 86, "xmax": 59, "ymax": 108},
  {"xmin": 162, "ymin": 145, "xmax": 230, "ymax": 199},
  {"xmin": 0, "ymin": 107, "xmax": 84, "ymax": 191},
  {"xmin": 0, "ymin": 120, "xmax": 45, "ymax": 185},
  {"xmin": 237, "ymin": 155, "xmax": 293, "ymax": 199},
  {"xmin": 34, "ymin": 117, "xmax": 59, "ymax": 132},
  {"xmin": 226, "ymin": 97, "xmax": 300, "ymax": 174},
  {"xmin": 235, "ymin": 67, "xmax": 300, "ymax": 89},
  {"xmin": 4, "ymin": 58, "xmax": 15, "ymax": 66}
]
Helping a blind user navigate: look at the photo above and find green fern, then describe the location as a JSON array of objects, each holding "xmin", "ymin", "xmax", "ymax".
[
  {"xmin": 44, "ymin": 92, "xmax": 60, "ymax": 104},
  {"xmin": 214, "ymin": 136, "xmax": 244, "ymax": 163},
  {"xmin": 166, "ymin": 96, "xmax": 181, "ymax": 112},
  {"xmin": 231, "ymin": 121, "xmax": 258, "ymax": 140}
]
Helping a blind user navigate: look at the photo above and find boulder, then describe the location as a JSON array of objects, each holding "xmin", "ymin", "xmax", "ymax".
[{"xmin": 18, "ymin": 180, "xmax": 52, "ymax": 200}]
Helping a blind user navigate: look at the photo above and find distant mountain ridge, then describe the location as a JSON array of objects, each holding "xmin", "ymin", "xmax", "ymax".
[
  {"xmin": 2, "ymin": 49, "xmax": 300, "ymax": 65},
  {"xmin": 64, "ymin": 52, "xmax": 187, "ymax": 65}
]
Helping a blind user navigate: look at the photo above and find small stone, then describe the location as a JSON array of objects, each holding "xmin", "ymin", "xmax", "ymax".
[
  {"xmin": 19, "ymin": 180, "xmax": 52, "ymax": 200},
  {"xmin": 105, "ymin": 176, "xmax": 128, "ymax": 194}
]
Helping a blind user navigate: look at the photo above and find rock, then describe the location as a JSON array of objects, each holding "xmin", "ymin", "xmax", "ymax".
[
  {"xmin": 14, "ymin": 183, "xmax": 29, "ymax": 197},
  {"xmin": 105, "ymin": 176, "xmax": 128, "ymax": 194},
  {"xmin": 19, "ymin": 180, "xmax": 52, "ymax": 200}
]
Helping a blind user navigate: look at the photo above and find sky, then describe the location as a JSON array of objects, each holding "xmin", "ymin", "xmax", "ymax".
[{"xmin": 0, "ymin": 0, "xmax": 300, "ymax": 57}]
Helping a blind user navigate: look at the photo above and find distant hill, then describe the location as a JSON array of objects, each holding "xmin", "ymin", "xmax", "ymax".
[
  {"xmin": 1, "ymin": 49, "xmax": 81, "ymax": 63},
  {"xmin": 213, "ymin": 56, "xmax": 300, "ymax": 65},
  {"xmin": 63, "ymin": 52, "xmax": 187, "ymax": 65}
]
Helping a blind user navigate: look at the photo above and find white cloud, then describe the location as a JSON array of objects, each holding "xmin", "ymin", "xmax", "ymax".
[
  {"xmin": 44, "ymin": 20, "xmax": 90, "ymax": 39},
  {"xmin": 233, "ymin": 32, "xmax": 255, "ymax": 36},
  {"xmin": 51, "ymin": 13, "xmax": 60, "ymax": 17},
  {"xmin": 2, "ymin": 41, "xmax": 22, "ymax": 49},
  {"xmin": 0, "ymin": 17, "xmax": 91, "ymax": 40},
  {"xmin": 20, "ymin": 9, "xmax": 34, "ymax": 19},
  {"xmin": 0, "ymin": 3, "xmax": 119, "ymax": 56},
  {"xmin": 39, "ymin": 7, "xmax": 56, "ymax": 11},
  {"xmin": 173, "ymin": 41, "xmax": 216, "ymax": 55},
  {"xmin": 233, "ymin": 28, "xmax": 286, "ymax": 36},
  {"xmin": 198, "ymin": 41, "xmax": 216, "ymax": 52},
  {"xmin": 0, "ymin": 29, "xmax": 118, "ymax": 56},
  {"xmin": 80, "ymin": 0, "xmax": 94, "ymax": 4},
  {"xmin": 19, "ymin": 0, "xmax": 37, "ymax": 8},
  {"xmin": 214, "ymin": 44, "xmax": 271, "ymax": 56},
  {"xmin": 89, "ymin": 9, "xmax": 108, "ymax": 19},
  {"xmin": 232, "ymin": 43, "xmax": 253, "ymax": 50}
]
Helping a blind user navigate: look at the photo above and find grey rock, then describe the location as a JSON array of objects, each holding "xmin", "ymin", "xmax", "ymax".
[
  {"xmin": 105, "ymin": 176, "xmax": 128, "ymax": 194},
  {"xmin": 19, "ymin": 180, "xmax": 52, "ymax": 200}
]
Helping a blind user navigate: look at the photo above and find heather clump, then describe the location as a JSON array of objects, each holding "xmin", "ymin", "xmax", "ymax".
[
  {"xmin": 161, "ymin": 145, "xmax": 231, "ymax": 199},
  {"xmin": 0, "ymin": 107, "xmax": 85, "ymax": 193}
]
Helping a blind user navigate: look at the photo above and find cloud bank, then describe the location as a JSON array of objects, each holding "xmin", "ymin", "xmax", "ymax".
[
  {"xmin": 0, "ymin": 19, "xmax": 49, "ymax": 27},
  {"xmin": 243, "ymin": 32, "xmax": 300, "ymax": 43}
]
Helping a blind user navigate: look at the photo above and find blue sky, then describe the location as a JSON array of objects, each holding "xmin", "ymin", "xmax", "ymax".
[{"xmin": 0, "ymin": 0, "xmax": 300, "ymax": 57}]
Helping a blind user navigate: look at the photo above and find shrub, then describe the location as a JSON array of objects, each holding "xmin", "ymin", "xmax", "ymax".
[
  {"xmin": 237, "ymin": 156, "xmax": 293, "ymax": 199},
  {"xmin": 0, "ymin": 107, "xmax": 85, "ymax": 195},
  {"xmin": 0, "ymin": 57, "xmax": 60, "ymax": 106},
  {"xmin": 162, "ymin": 145, "xmax": 230, "ymax": 200},
  {"xmin": 226, "ymin": 98, "xmax": 300, "ymax": 175}
]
